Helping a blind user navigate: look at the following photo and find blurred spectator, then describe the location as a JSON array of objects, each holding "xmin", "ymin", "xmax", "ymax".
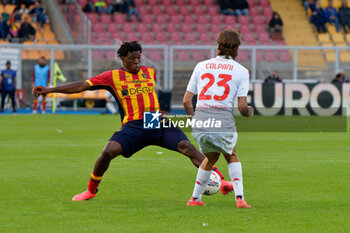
[
  {"xmin": 18, "ymin": 17, "xmax": 36, "ymax": 41},
  {"xmin": 9, "ymin": 21, "xmax": 19, "ymax": 40},
  {"xmin": 104, "ymin": 91, "xmax": 118, "ymax": 114},
  {"xmin": 339, "ymin": 0, "xmax": 350, "ymax": 33},
  {"xmin": 32, "ymin": 56, "xmax": 50, "ymax": 114},
  {"xmin": 112, "ymin": 0, "xmax": 125, "ymax": 13},
  {"xmin": 264, "ymin": 72, "xmax": 282, "ymax": 83},
  {"xmin": 83, "ymin": 0, "xmax": 93, "ymax": 13},
  {"xmin": 15, "ymin": 0, "xmax": 34, "ymax": 14},
  {"xmin": 233, "ymin": 0, "xmax": 249, "ymax": 16},
  {"xmin": 94, "ymin": 0, "xmax": 113, "ymax": 14},
  {"xmin": 309, "ymin": 0, "xmax": 327, "ymax": 33},
  {"xmin": 124, "ymin": 0, "xmax": 141, "ymax": 22},
  {"xmin": 0, "ymin": 61, "xmax": 17, "ymax": 113},
  {"xmin": 325, "ymin": 0, "xmax": 341, "ymax": 32},
  {"xmin": 218, "ymin": 0, "xmax": 236, "ymax": 16},
  {"xmin": 29, "ymin": 0, "xmax": 47, "ymax": 29},
  {"xmin": 11, "ymin": 6, "xmax": 24, "ymax": 22},
  {"xmin": 0, "ymin": 15, "xmax": 11, "ymax": 40},
  {"xmin": 269, "ymin": 12, "xmax": 284, "ymax": 40},
  {"xmin": 332, "ymin": 69, "xmax": 349, "ymax": 83}
]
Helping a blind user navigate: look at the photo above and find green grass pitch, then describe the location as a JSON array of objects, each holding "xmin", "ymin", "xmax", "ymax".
[{"xmin": 0, "ymin": 115, "xmax": 349, "ymax": 233}]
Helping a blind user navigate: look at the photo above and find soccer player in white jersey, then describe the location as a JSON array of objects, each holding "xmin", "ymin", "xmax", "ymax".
[{"xmin": 183, "ymin": 30, "xmax": 253, "ymax": 208}]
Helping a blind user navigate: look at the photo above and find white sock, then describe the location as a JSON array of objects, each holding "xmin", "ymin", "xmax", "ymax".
[
  {"xmin": 192, "ymin": 168, "xmax": 211, "ymax": 201},
  {"xmin": 228, "ymin": 162, "xmax": 244, "ymax": 200}
]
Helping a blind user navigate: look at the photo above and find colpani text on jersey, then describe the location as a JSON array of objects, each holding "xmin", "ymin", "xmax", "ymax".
[{"xmin": 205, "ymin": 63, "xmax": 234, "ymax": 71}]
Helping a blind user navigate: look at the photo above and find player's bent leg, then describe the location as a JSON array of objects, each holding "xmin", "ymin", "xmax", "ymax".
[
  {"xmin": 177, "ymin": 140, "xmax": 205, "ymax": 168},
  {"xmin": 72, "ymin": 141, "xmax": 122, "ymax": 201}
]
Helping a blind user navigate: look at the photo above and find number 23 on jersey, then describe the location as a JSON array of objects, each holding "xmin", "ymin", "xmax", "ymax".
[{"xmin": 199, "ymin": 73, "xmax": 232, "ymax": 101}]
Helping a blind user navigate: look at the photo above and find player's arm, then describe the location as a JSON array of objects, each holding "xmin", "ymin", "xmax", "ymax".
[
  {"xmin": 32, "ymin": 81, "xmax": 90, "ymax": 96},
  {"xmin": 238, "ymin": 97, "xmax": 253, "ymax": 117},
  {"xmin": 183, "ymin": 91, "xmax": 195, "ymax": 117}
]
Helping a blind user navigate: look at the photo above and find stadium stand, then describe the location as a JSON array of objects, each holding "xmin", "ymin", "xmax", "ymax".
[{"xmin": 69, "ymin": 0, "xmax": 289, "ymax": 62}]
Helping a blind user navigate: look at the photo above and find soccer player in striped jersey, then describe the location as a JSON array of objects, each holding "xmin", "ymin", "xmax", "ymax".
[
  {"xmin": 184, "ymin": 30, "xmax": 253, "ymax": 208},
  {"xmin": 32, "ymin": 41, "xmax": 231, "ymax": 201}
]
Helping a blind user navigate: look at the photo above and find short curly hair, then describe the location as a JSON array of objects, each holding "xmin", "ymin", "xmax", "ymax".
[
  {"xmin": 117, "ymin": 41, "xmax": 142, "ymax": 58},
  {"xmin": 217, "ymin": 30, "xmax": 241, "ymax": 59}
]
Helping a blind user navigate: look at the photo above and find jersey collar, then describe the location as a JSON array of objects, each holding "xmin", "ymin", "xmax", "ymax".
[{"xmin": 121, "ymin": 67, "xmax": 140, "ymax": 74}]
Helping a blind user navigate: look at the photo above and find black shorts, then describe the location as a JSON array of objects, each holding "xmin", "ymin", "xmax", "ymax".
[{"xmin": 110, "ymin": 120, "xmax": 189, "ymax": 158}]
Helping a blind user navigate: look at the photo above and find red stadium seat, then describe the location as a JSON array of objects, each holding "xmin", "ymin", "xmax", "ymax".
[
  {"xmin": 263, "ymin": 7, "xmax": 273, "ymax": 22},
  {"xmin": 156, "ymin": 15, "xmax": 168, "ymax": 24},
  {"xmin": 122, "ymin": 23, "xmax": 135, "ymax": 33},
  {"xmin": 177, "ymin": 51, "xmax": 191, "ymax": 61},
  {"xmin": 192, "ymin": 51, "xmax": 205, "ymax": 61},
  {"xmin": 193, "ymin": 6, "xmax": 205, "ymax": 15},
  {"xmin": 279, "ymin": 50, "xmax": 291, "ymax": 62},
  {"xmin": 254, "ymin": 25, "xmax": 266, "ymax": 34},
  {"xmin": 134, "ymin": 0, "xmax": 145, "ymax": 5},
  {"xmin": 252, "ymin": 16, "xmax": 264, "ymax": 25},
  {"xmin": 92, "ymin": 23, "xmax": 105, "ymax": 33},
  {"xmin": 180, "ymin": 24, "xmax": 192, "ymax": 33},
  {"xmin": 100, "ymin": 14, "xmax": 112, "ymax": 24},
  {"xmin": 151, "ymin": 5, "xmax": 163, "ymax": 15},
  {"xmin": 209, "ymin": 24, "xmax": 222, "ymax": 34},
  {"xmin": 111, "ymin": 32, "xmax": 124, "ymax": 40},
  {"xmin": 106, "ymin": 50, "xmax": 116, "ymax": 60},
  {"xmin": 247, "ymin": 0, "xmax": 256, "ymax": 7},
  {"xmin": 165, "ymin": 6, "xmax": 177, "ymax": 15},
  {"xmin": 136, "ymin": 23, "xmax": 150, "ymax": 33},
  {"xmin": 264, "ymin": 51, "xmax": 277, "ymax": 61},
  {"xmin": 170, "ymin": 15, "xmax": 182, "ymax": 24},
  {"xmin": 189, "ymin": 0, "xmax": 200, "ymax": 6},
  {"xmin": 239, "ymin": 26, "xmax": 251, "ymax": 34},
  {"xmin": 275, "ymin": 40, "xmax": 286, "ymax": 46},
  {"xmin": 138, "ymin": 5, "xmax": 149, "ymax": 15},
  {"xmin": 258, "ymin": 33, "xmax": 270, "ymax": 43},
  {"xmin": 107, "ymin": 24, "xmax": 119, "ymax": 32},
  {"xmin": 199, "ymin": 33, "xmax": 212, "ymax": 44},
  {"xmin": 195, "ymin": 24, "xmax": 207, "ymax": 33},
  {"xmin": 100, "ymin": 39, "xmax": 112, "ymax": 45},
  {"xmin": 211, "ymin": 15, "xmax": 222, "ymax": 24},
  {"xmin": 243, "ymin": 33, "xmax": 256, "ymax": 44},
  {"xmin": 148, "ymin": 0, "xmax": 159, "ymax": 6},
  {"xmin": 236, "ymin": 50, "xmax": 249, "ymax": 61},
  {"xmin": 142, "ymin": 14, "xmax": 153, "ymax": 24},
  {"xmin": 259, "ymin": 0, "xmax": 270, "ymax": 7},
  {"xmin": 97, "ymin": 32, "xmax": 110, "ymax": 40},
  {"xmin": 87, "ymin": 13, "xmax": 98, "ymax": 24},
  {"xmin": 78, "ymin": 0, "xmax": 87, "ymax": 5},
  {"xmin": 140, "ymin": 32, "xmax": 154, "ymax": 44},
  {"xmin": 155, "ymin": 32, "xmax": 168, "ymax": 43},
  {"xmin": 203, "ymin": 0, "xmax": 215, "ymax": 6},
  {"xmin": 161, "ymin": 0, "xmax": 173, "ymax": 6},
  {"xmin": 208, "ymin": 6, "xmax": 219, "ymax": 16},
  {"xmin": 249, "ymin": 7, "xmax": 259, "ymax": 16},
  {"xmin": 238, "ymin": 15, "xmax": 250, "ymax": 25},
  {"xmin": 92, "ymin": 50, "xmax": 104, "ymax": 59},
  {"xmin": 152, "ymin": 24, "xmax": 164, "ymax": 33},
  {"xmin": 184, "ymin": 33, "xmax": 197, "ymax": 42},
  {"xmin": 126, "ymin": 33, "xmax": 139, "ymax": 41},
  {"xmin": 197, "ymin": 15, "xmax": 209, "ymax": 24},
  {"xmin": 183, "ymin": 15, "xmax": 195, "ymax": 24},
  {"xmin": 170, "ymin": 32, "xmax": 183, "ymax": 42},
  {"xmin": 256, "ymin": 51, "xmax": 263, "ymax": 61},
  {"xmin": 147, "ymin": 51, "xmax": 163, "ymax": 61},
  {"xmin": 175, "ymin": 0, "xmax": 187, "ymax": 6},
  {"xmin": 224, "ymin": 15, "xmax": 236, "ymax": 24},
  {"xmin": 179, "ymin": 6, "xmax": 191, "ymax": 15},
  {"xmin": 113, "ymin": 14, "xmax": 126, "ymax": 23},
  {"xmin": 166, "ymin": 24, "xmax": 179, "ymax": 33}
]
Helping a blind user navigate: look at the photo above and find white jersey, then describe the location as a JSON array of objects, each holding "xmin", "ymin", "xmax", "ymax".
[{"xmin": 187, "ymin": 56, "xmax": 249, "ymax": 111}]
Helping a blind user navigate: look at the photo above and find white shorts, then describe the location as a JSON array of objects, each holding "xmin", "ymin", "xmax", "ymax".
[{"xmin": 192, "ymin": 132, "xmax": 238, "ymax": 155}]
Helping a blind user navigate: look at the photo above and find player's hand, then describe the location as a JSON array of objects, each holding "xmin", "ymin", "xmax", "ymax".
[
  {"xmin": 248, "ymin": 106, "xmax": 254, "ymax": 117},
  {"xmin": 32, "ymin": 85, "xmax": 49, "ymax": 97}
]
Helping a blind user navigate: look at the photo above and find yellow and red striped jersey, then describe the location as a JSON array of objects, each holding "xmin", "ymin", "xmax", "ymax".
[{"xmin": 87, "ymin": 66, "xmax": 160, "ymax": 125}]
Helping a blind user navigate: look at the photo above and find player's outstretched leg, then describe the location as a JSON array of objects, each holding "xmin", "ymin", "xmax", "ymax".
[{"xmin": 72, "ymin": 141, "xmax": 122, "ymax": 201}]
